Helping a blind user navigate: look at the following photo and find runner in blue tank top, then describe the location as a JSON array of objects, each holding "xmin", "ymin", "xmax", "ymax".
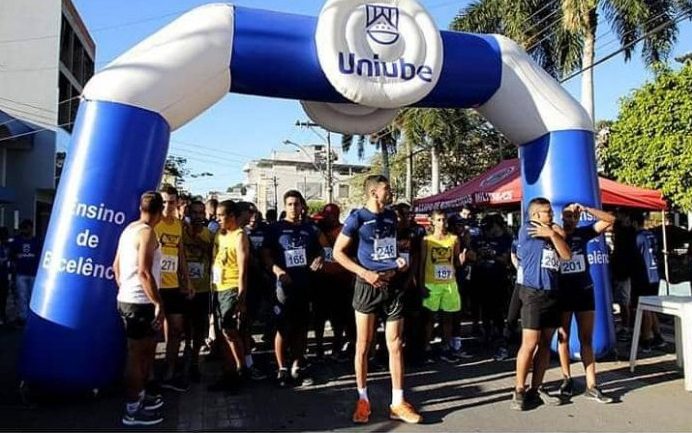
[
  {"xmin": 555, "ymin": 203, "xmax": 615, "ymax": 404},
  {"xmin": 333, "ymin": 175, "xmax": 421, "ymax": 425}
]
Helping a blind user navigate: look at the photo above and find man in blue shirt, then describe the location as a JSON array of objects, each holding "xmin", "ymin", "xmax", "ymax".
[
  {"xmin": 631, "ymin": 212, "xmax": 663, "ymax": 352},
  {"xmin": 512, "ymin": 198, "xmax": 571, "ymax": 411},
  {"xmin": 9, "ymin": 219, "xmax": 41, "ymax": 326},
  {"xmin": 555, "ymin": 203, "xmax": 615, "ymax": 404},
  {"xmin": 334, "ymin": 175, "xmax": 421, "ymax": 425},
  {"xmin": 263, "ymin": 190, "xmax": 327, "ymax": 387}
]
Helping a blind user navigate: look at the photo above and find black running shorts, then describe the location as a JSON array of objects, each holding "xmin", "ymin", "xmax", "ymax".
[
  {"xmin": 352, "ymin": 275, "xmax": 405, "ymax": 322},
  {"xmin": 518, "ymin": 284, "xmax": 559, "ymax": 330},
  {"xmin": 118, "ymin": 301, "xmax": 156, "ymax": 340}
]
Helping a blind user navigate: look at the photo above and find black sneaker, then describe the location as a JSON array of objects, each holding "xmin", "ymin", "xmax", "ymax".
[
  {"xmin": 122, "ymin": 406, "xmax": 163, "ymax": 426},
  {"xmin": 276, "ymin": 369, "xmax": 290, "ymax": 388},
  {"xmin": 559, "ymin": 377, "xmax": 574, "ymax": 398},
  {"xmin": 161, "ymin": 377, "xmax": 190, "ymax": 393},
  {"xmin": 528, "ymin": 387, "xmax": 561, "ymax": 406},
  {"xmin": 584, "ymin": 387, "xmax": 614, "ymax": 404},
  {"xmin": 510, "ymin": 389, "xmax": 526, "ymax": 411},
  {"xmin": 142, "ymin": 394, "xmax": 164, "ymax": 411}
]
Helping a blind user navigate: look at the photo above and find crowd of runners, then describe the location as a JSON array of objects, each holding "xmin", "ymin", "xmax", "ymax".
[{"xmin": 109, "ymin": 174, "xmax": 665, "ymax": 426}]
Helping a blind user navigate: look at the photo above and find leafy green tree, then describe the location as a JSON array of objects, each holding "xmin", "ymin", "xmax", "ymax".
[
  {"xmin": 453, "ymin": 0, "xmax": 691, "ymax": 120},
  {"xmin": 602, "ymin": 62, "xmax": 692, "ymax": 210}
]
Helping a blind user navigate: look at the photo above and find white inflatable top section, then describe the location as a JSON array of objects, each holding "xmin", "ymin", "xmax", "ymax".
[
  {"xmin": 477, "ymin": 35, "xmax": 593, "ymax": 145},
  {"xmin": 83, "ymin": 3, "xmax": 234, "ymax": 131}
]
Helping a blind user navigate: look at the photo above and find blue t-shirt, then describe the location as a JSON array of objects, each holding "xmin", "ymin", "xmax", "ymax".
[
  {"xmin": 10, "ymin": 235, "xmax": 41, "ymax": 276},
  {"xmin": 515, "ymin": 223, "xmax": 560, "ymax": 291},
  {"xmin": 559, "ymin": 225, "xmax": 599, "ymax": 290},
  {"xmin": 342, "ymin": 207, "xmax": 399, "ymax": 272},
  {"xmin": 265, "ymin": 220, "xmax": 322, "ymax": 281},
  {"xmin": 634, "ymin": 229, "xmax": 660, "ymax": 285},
  {"xmin": 245, "ymin": 222, "xmax": 269, "ymax": 252}
]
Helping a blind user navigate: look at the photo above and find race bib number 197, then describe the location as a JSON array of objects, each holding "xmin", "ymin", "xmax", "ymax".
[{"xmin": 434, "ymin": 264, "xmax": 454, "ymax": 280}]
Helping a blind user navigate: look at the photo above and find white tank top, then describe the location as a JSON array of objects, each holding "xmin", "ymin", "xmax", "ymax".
[{"xmin": 117, "ymin": 221, "xmax": 162, "ymax": 304}]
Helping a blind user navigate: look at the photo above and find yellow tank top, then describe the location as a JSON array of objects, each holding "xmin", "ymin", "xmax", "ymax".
[
  {"xmin": 154, "ymin": 217, "xmax": 183, "ymax": 289},
  {"xmin": 212, "ymin": 228, "xmax": 243, "ymax": 292},
  {"xmin": 424, "ymin": 233, "xmax": 458, "ymax": 285},
  {"xmin": 183, "ymin": 226, "xmax": 213, "ymax": 293}
]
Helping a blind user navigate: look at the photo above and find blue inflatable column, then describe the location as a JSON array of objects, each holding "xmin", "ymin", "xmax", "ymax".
[
  {"xmin": 520, "ymin": 130, "xmax": 615, "ymax": 359},
  {"xmin": 20, "ymin": 100, "xmax": 170, "ymax": 390}
]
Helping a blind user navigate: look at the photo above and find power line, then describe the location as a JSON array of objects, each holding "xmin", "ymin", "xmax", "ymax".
[
  {"xmin": 0, "ymin": 120, "xmax": 73, "ymax": 143},
  {"xmin": 560, "ymin": 6, "xmax": 692, "ymax": 84},
  {"xmin": 0, "ymin": 9, "xmax": 188, "ymax": 45}
]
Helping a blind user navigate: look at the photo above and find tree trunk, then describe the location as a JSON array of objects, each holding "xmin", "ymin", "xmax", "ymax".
[
  {"xmin": 580, "ymin": 9, "xmax": 597, "ymax": 123},
  {"xmin": 381, "ymin": 142, "xmax": 390, "ymax": 180},
  {"xmin": 431, "ymin": 145, "xmax": 440, "ymax": 195},
  {"xmin": 405, "ymin": 138, "xmax": 413, "ymax": 204}
]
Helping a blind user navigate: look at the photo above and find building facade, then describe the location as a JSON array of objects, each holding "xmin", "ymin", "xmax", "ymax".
[
  {"xmin": 244, "ymin": 144, "xmax": 368, "ymax": 215},
  {"xmin": 0, "ymin": 0, "xmax": 94, "ymax": 236}
]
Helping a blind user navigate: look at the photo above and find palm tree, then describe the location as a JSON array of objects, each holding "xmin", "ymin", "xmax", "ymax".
[
  {"xmin": 341, "ymin": 124, "xmax": 399, "ymax": 180},
  {"xmin": 453, "ymin": 0, "xmax": 692, "ymax": 121}
]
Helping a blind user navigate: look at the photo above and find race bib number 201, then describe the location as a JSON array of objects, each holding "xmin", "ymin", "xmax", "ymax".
[
  {"xmin": 561, "ymin": 254, "xmax": 585, "ymax": 274},
  {"xmin": 373, "ymin": 237, "xmax": 397, "ymax": 261}
]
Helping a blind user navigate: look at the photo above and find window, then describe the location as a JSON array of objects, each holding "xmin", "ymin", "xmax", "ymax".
[{"xmin": 60, "ymin": 15, "xmax": 72, "ymax": 67}]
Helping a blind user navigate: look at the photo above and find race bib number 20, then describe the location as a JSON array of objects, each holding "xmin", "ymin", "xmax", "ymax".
[{"xmin": 541, "ymin": 249, "xmax": 559, "ymax": 271}]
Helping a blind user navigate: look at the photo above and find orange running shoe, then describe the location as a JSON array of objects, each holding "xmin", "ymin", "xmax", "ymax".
[
  {"xmin": 352, "ymin": 399, "xmax": 371, "ymax": 424},
  {"xmin": 389, "ymin": 401, "xmax": 422, "ymax": 424}
]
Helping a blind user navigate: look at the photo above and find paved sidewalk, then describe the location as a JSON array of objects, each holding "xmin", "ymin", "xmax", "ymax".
[{"xmin": 1, "ymin": 325, "xmax": 691, "ymax": 431}]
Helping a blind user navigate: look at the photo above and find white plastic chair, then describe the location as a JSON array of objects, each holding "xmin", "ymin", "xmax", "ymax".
[{"xmin": 629, "ymin": 295, "xmax": 692, "ymax": 391}]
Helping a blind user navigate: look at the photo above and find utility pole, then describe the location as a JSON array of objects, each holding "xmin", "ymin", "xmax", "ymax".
[
  {"xmin": 326, "ymin": 131, "xmax": 333, "ymax": 203},
  {"xmin": 272, "ymin": 175, "xmax": 278, "ymax": 210},
  {"xmin": 296, "ymin": 120, "xmax": 333, "ymax": 204}
]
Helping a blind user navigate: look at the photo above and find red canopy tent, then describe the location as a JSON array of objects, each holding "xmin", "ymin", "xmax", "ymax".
[{"xmin": 414, "ymin": 158, "xmax": 667, "ymax": 213}]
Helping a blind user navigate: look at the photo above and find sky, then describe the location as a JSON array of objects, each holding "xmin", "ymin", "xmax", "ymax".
[{"xmin": 69, "ymin": 0, "xmax": 692, "ymax": 195}]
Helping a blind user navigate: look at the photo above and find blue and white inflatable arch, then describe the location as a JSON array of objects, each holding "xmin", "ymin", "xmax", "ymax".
[{"xmin": 22, "ymin": 0, "xmax": 613, "ymax": 390}]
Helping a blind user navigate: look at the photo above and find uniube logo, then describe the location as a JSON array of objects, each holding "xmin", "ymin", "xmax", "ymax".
[
  {"xmin": 366, "ymin": 4, "xmax": 399, "ymax": 45},
  {"xmin": 338, "ymin": 52, "xmax": 434, "ymax": 82}
]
